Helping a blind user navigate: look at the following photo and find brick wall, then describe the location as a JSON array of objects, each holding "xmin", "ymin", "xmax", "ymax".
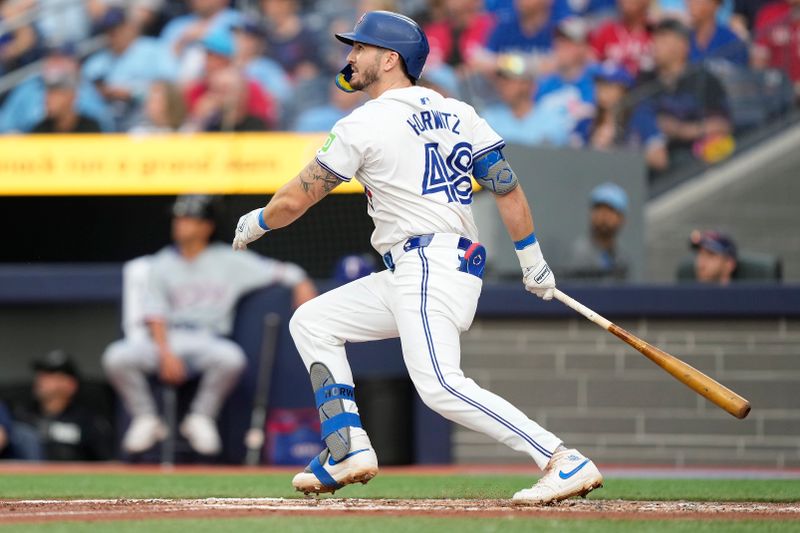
[{"xmin": 455, "ymin": 318, "xmax": 800, "ymax": 467}]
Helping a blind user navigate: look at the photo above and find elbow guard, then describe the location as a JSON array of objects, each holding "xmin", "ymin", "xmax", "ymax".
[{"xmin": 473, "ymin": 148, "xmax": 519, "ymax": 195}]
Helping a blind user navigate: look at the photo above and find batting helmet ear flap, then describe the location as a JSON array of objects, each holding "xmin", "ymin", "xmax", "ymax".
[{"xmin": 336, "ymin": 64, "xmax": 356, "ymax": 93}]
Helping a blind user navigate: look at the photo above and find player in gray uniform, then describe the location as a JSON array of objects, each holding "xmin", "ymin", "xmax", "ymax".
[{"xmin": 103, "ymin": 195, "xmax": 316, "ymax": 456}]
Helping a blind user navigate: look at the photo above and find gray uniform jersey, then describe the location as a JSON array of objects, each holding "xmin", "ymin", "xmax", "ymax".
[{"xmin": 144, "ymin": 243, "xmax": 306, "ymax": 335}]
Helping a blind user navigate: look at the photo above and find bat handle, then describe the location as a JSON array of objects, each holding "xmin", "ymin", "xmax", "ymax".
[{"xmin": 553, "ymin": 289, "xmax": 612, "ymax": 330}]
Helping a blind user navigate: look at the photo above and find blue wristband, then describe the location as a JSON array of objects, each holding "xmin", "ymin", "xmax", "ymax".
[
  {"xmin": 257, "ymin": 209, "xmax": 270, "ymax": 231},
  {"xmin": 514, "ymin": 232, "xmax": 537, "ymax": 250}
]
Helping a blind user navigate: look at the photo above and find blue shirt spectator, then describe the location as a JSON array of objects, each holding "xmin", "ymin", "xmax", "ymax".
[
  {"xmin": 689, "ymin": 25, "xmax": 748, "ymax": 65},
  {"xmin": 159, "ymin": 0, "xmax": 241, "ymax": 83},
  {"xmin": 687, "ymin": 0, "xmax": 749, "ymax": 66},
  {"xmin": 482, "ymin": 54, "xmax": 575, "ymax": 146},
  {"xmin": 486, "ymin": 2, "xmax": 559, "ymax": 55},
  {"xmin": 0, "ymin": 46, "xmax": 112, "ymax": 133}
]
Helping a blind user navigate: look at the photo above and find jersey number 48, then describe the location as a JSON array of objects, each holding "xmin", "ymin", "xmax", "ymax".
[{"xmin": 421, "ymin": 142, "xmax": 473, "ymax": 205}]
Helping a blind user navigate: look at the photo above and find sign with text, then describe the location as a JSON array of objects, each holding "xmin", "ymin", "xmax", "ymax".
[{"xmin": 0, "ymin": 132, "xmax": 364, "ymax": 195}]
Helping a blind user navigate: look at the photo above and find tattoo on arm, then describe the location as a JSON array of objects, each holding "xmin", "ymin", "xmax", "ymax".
[{"xmin": 298, "ymin": 161, "xmax": 341, "ymax": 202}]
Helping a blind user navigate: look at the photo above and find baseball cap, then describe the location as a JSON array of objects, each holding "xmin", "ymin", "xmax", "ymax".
[
  {"xmin": 690, "ymin": 230, "xmax": 737, "ymax": 259},
  {"xmin": 33, "ymin": 350, "xmax": 79, "ymax": 378},
  {"xmin": 231, "ymin": 16, "xmax": 267, "ymax": 38},
  {"xmin": 555, "ymin": 17, "xmax": 589, "ymax": 43},
  {"xmin": 653, "ymin": 18, "xmax": 691, "ymax": 40},
  {"xmin": 172, "ymin": 194, "xmax": 219, "ymax": 221},
  {"xmin": 43, "ymin": 41, "xmax": 78, "ymax": 58},
  {"xmin": 201, "ymin": 29, "xmax": 235, "ymax": 58},
  {"xmin": 94, "ymin": 6, "xmax": 127, "ymax": 33},
  {"xmin": 592, "ymin": 61, "xmax": 634, "ymax": 88},
  {"xmin": 590, "ymin": 182, "xmax": 628, "ymax": 214}
]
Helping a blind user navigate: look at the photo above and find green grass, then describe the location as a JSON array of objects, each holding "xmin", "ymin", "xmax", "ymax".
[
  {"xmin": 1, "ymin": 517, "xmax": 797, "ymax": 533},
  {"xmin": 0, "ymin": 472, "xmax": 798, "ymax": 502}
]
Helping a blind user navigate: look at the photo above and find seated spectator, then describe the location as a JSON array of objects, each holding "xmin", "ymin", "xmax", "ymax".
[
  {"xmin": 688, "ymin": 0, "xmax": 749, "ymax": 66},
  {"xmin": 293, "ymin": 83, "xmax": 362, "ymax": 132},
  {"xmin": 0, "ymin": 0, "xmax": 39, "ymax": 76},
  {"xmin": 261, "ymin": 0, "xmax": 325, "ymax": 81},
  {"xmin": 637, "ymin": 19, "xmax": 732, "ymax": 163},
  {"xmin": 187, "ymin": 66, "xmax": 270, "ymax": 132},
  {"xmin": 103, "ymin": 195, "xmax": 316, "ymax": 456},
  {"xmin": 159, "ymin": 0, "xmax": 241, "ymax": 84},
  {"xmin": 82, "ymin": 7, "xmax": 173, "ymax": 131},
  {"xmin": 185, "ymin": 30, "xmax": 278, "ymax": 128},
  {"xmin": 424, "ymin": 0, "xmax": 496, "ymax": 68},
  {"xmin": 478, "ymin": 0, "xmax": 563, "ymax": 75},
  {"xmin": 0, "ymin": 43, "xmax": 111, "ymax": 133},
  {"xmin": 590, "ymin": 0, "xmax": 654, "ymax": 76},
  {"xmin": 690, "ymin": 229, "xmax": 737, "ymax": 284},
  {"xmin": 30, "ymin": 66, "xmax": 102, "ymax": 134},
  {"xmin": 563, "ymin": 182, "xmax": 630, "ymax": 281},
  {"xmin": 12, "ymin": 350, "xmax": 113, "ymax": 461},
  {"xmin": 535, "ymin": 18, "xmax": 597, "ymax": 132},
  {"xmin": 482, "ymin": 54, "xmax": 575, "ymax": 145},
  {"xmin": 752, "ymin": 0, "xmax": 800, "ymax": 99},
  {"xmin": 129, "ymin": 80, "xmax": 187, "ymax": 133},
  {"xmin": 232, "ymin": 16, "xmax": 292, "ymax": 109},
  {"xmin": 583, "ymin": 62, "xmax": 669, "ymax": 171}
]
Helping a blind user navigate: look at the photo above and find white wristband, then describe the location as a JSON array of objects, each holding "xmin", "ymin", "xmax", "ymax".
[{"xmin": 515, "ymin": 241, "xmax": 544, "ymax": 269}]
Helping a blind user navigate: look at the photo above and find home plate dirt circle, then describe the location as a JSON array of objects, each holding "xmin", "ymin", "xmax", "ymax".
[{"xmin": 1, "ymin": 498, "xmax": 799, "ymax": 524}]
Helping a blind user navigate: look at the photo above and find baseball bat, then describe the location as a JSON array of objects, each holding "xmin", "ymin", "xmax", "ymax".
[
  {"xmin": 552, "ymin": 289, "xmax": 751, "ymax": 419},
  {"xmin": 244, "ymin": 312, "xmax": 282, "ymax": 466}
]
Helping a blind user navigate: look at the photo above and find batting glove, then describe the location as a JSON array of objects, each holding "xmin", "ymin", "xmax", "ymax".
[
  {"xmin": 516, "ymin": 240, "xmax": 556, "ymax": 301},
  {"xmin": 233, "ymin": 208, "xmax": 269, "ymax": 251}
]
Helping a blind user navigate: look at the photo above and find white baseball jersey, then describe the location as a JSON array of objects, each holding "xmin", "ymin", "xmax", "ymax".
[{"xmin": 315, "ymin": 86, "xmax": 505, "ymax": 254}]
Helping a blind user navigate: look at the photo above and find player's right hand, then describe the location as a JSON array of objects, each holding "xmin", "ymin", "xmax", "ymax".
[
  {"xmin": 159, "ymin": 351, "xmax": 186, "ymax": 385},
  {"xmin": 516, "ymin": 241, "xmax": 556, "ymax": 301},
  {"xmin": 233, "ymin": 208, "xmax": 268, "ymax": 251}
]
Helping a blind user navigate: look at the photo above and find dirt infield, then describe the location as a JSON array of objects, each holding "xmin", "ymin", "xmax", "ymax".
[{"xmin": 1, "ymin": 497, "xmax": 799, "ymax": 524}]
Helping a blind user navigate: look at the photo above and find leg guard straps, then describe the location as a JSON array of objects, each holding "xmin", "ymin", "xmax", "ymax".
[
  {"xmin": 321, "ymin": 412, "xmax": 362, "ymax": 440},
  {"xmin": 308, "ymin": 455, "xmax": 343, "ymax": 489},
  {"xmin": 315, "ymin": 383, "xmax": 356, "ymax": 408}
]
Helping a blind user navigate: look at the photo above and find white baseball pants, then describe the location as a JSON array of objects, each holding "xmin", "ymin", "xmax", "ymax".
[
  {"xmin": 103, "ymin": 330, "xmax": 246, "ymax": 419},
  {"xmin": 289, "ymin": 234, "xmax": 562, "ymax": 469}
]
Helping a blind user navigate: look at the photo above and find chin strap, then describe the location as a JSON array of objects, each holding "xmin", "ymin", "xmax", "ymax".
[{"xmin": 336, "ymin": 64, "xmax": 356, "ymax": 93}]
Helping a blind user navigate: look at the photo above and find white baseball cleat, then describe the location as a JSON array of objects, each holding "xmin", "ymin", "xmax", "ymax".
[
  {"xmin": 180, "ymin": 413, "xmax": 222, "ymax": 455},
  {"xmin": 512, "ymin": 448, "xmax": 603, "ymax": 505},
  {"xmin": 122, "ymin": 414, "xmax": 167, "ymax": 454},
  {"xmin": 292, "ymin": 434, "xmax": 379, "ymax": 495}
]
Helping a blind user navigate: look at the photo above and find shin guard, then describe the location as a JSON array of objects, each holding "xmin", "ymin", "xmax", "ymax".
[{"xmin": 310, "ymin": 362, "xmax": 361, "ymax": 462}]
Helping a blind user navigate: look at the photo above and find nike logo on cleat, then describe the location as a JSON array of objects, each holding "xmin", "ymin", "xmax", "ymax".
[
  {"xmin": 328, "ymin": 448, "xmax": 369, "ymax": 466},
  {"xmin": 558, "ymin": 459, "xmax": 590, "ymax": 479}
]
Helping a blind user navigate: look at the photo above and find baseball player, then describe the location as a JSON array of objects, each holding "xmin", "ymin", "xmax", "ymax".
[
  {"xmin": 233, "ymin": 11, "xmax": 603, "ymax": 504},
  {"xmin": 104, "ymin": 195, "xmax": 316, "ymax": 456}
]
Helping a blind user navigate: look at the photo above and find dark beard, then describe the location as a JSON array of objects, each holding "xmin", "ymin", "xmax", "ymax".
[{"xmin": 349, "ymin": 56, "xmax": 381, "ymax": 91}]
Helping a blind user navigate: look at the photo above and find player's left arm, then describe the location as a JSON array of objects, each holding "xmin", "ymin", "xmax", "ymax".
[
  {"xmin": 474, "ymin": 148, "xmax": 556, "ymax": 300},
  {"xmin": 233, "ymin": 159, "xmax": 343, "ymax": 250}
]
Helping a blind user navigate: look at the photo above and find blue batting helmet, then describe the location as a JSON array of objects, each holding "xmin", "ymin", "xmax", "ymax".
[{"xmin": 334, "ymin": 10, "xmax": 429, "ymax": 90}]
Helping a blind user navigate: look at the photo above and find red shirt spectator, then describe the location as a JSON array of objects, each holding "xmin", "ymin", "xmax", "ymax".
[
  {"xmin": 424, "ymin": 0, "xmax": 495, "ymax": 67},
  {"xmin": 185, "ymin": 78, "xmax": 276, "ymax": 127},
  {"xmin": 753, "ymin": 0, "xmax": 800, "ymax": 83},
  {"xmin": 590, "ymin": 0, "xmax": 654, "ymax": 75}
]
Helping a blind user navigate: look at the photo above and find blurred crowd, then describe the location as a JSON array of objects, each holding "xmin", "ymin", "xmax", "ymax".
[{"xmin": 0, "ymin": 0, "xmax": 799, "ymax": 175}]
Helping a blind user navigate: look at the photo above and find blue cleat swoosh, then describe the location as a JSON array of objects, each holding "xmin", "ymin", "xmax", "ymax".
[
  {"xmin": 558, "ymin": 459, "xmax": 590, "ymax": 480},
  {"xmin": 328, "ymin": 448, "xmax": 369, "ymax": 467}
]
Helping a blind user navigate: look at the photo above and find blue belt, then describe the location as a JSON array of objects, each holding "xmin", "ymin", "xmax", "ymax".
[{"xmin": 383, "ymin": 234, "xmax": 472, "ymax": 271}]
